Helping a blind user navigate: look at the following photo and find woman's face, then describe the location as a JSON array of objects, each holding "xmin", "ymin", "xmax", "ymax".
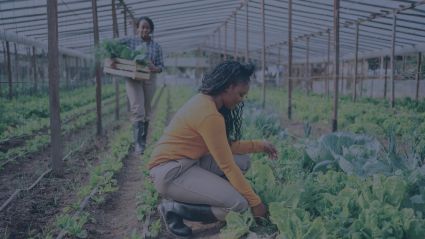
[
  {"xmin": 137, "ymin": 20, "xmax": 151, "ymax": 39},
  {"xmin": 221, "ymin": 82, "xmax": 250, "ymax": 110}
]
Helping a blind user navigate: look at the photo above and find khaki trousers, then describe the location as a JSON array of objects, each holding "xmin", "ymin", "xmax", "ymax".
[
  {"xmin": 150, "ymin": 154, "xmax": 251, "ymax": 220},
  {"xmin": 125, "ymin": 75, "xmax": 156, "ymax": 123}
]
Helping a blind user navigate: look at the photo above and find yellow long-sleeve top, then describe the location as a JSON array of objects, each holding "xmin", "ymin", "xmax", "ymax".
[{"xmin": 148, "ymin": 93, "xmax": 265, "ymax": 207}]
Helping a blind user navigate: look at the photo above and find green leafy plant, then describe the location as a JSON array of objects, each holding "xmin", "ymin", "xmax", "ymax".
[
  {"xmin": 269, "ymin": 203, "xmax": 327, "ymax": 239},
  {"xmin": 220, "ymin": 211, "xmax": 254, "ymax": 239},
  {"xmin": 56, "ymin": 213, "xmax": 89, "ymax": 238},
  {"xmin": 98, "ymin": 39, "xmax": 148, "ymax": 65}
]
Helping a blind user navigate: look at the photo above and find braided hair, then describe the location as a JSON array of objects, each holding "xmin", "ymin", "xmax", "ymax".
[{"xmin": 199, "ymin": 60, "xmax": 255, "ymax": 142}]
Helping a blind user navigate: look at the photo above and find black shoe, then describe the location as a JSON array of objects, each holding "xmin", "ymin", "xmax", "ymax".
[
  {"xmin": 133, "ymin": 121, "xmax": 146, "ymax": 155},
  {"xmin": 158, "ymin": 202, "xmax": 192, "ymax": 238},
  {"xmin": 143, "ymin": 121, "xmax": 149, "ymax": 141},
  {"xmin": 174, "ymin": 202, "xmax": 217, "ymax": 224},
  {"xmin": 158, "ymin": 200, "xmax": 218, "ymax": 237}
]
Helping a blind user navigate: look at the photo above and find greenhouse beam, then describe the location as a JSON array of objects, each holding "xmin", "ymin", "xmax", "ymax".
[{"xmin": 0, "ymin": 30, "xmax": 90, "ymax": 59}]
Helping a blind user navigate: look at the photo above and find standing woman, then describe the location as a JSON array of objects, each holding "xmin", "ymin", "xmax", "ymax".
[
  {"xmin": 148, "ymin": 61, "xmax": 278, "ymax": 238},
  {"xmin": 115, "ymin": 16, "xmax": 164, "ymax": 154}
]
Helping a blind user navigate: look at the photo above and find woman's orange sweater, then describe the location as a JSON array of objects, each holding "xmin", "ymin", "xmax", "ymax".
[{"xmin": 148, "ymin": 93, "xmax": 264, "ymax": 206}]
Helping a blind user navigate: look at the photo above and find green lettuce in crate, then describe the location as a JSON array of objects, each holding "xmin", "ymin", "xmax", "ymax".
[{"xmin": 99, "ymin": 39, "xmax": 148, "ymax": 65}]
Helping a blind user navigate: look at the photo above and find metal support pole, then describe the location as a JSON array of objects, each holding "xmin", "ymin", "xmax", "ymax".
[
  {"xmin": 14, "ymin": 43, "xmax": 19, "ymax": 88},
  {"xmin": 390, "ymin": 11, "xmax": 397, "ymax": 107},
  {"xmin": 379, "ymin": 55, "xmax": 384, "ymax": 99},
  {"xmin": 112, "ymin": 0, "xmax": 119, "ymax": 38},
  {"xmin": 219, "ymin": 27, "xmax": 222, "ymax": 60},
  {"xmin": 47, "ymin": 0, "xmax": 64, "ymax": 176},
  {"xmin": 112, "ymin": 0, "xmax": 120, "ymax": 120},
  {"xmin": 278, "ymin": 47, "xmax": 281, "ymax": 85},
  {"xmin": 360, "ymin": 58, "xmax": 365, "ymax": 97},
  {"xmin": 353, "ymin": 22, "xmax": 359, "ymax": 101},
  {"xmin": 416, "ymin": 52, "xmax": 422, "ymax": 102},
  {"xmin": 64, "ymin": 55, "xmax": 70, "ymax": 89},
  {"xmin": 32, "ymin": 46, "xmax": 37, "ymax": 92},
  {"xmin": 75, "ymin": 57, "xmax": 80, "ymax": 89},
  {"xmin": 224, "ymin": 22, "xmax": 228, "ymax": 60},
  {"xmin": 124, "ymin": 10, "xmax": 128, "ymax": 36},
  {"xmin": 326, "ymin": 30, "xmax": 331, "ymax": 97},
  {"xmin": 384, "ymin": 56, "xmax": 388, "ymax": 98},
  {"xmin": 92, "ymin": 0, "xmax": 103, "ymax": 135},
  {"xmin": 287, "ymin": 0, "xmax": 293, "ymax": 119},
  {"xmin": 306, "ymin": 37, "xmax": 310, "ymax": 95},
  {"xmin": 332, "ymin": 0, "xmax": 340, "ymax": 132},
  {"xmin": 6, "ymin": 41, "xmax": 12, "ymax": 99},
  {"xmin": 245, "ymin": 1, "xmax": 249, "ymax": 63},
  {"xmin": 341, "ymin": 60, "xmax": 344, "ymax": 94},
  {"xmin": 261, "ymin": 0, "xmax": 266, "ymax": 108},
  {"xmin": 234, "ymin": 13, "xmax": 237, "ymax": 60}
]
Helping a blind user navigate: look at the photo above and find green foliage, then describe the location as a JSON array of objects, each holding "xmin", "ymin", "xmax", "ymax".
[
  {"xmin": 98, "ymin": 39, "xmax": 148, "ymax": 64},
  {"xmin": 269, "ymin": 204, "xmax": 327, "ymax": 239},
  {"xmin": 220, "ymin": 211, "xmax": 254, "ymax": 239},
  {"xmin": 350, "ymin": 202, "xmax": 425, "ymax": 239},
  {"xmin": 147, "ymin": 219, "xmax": 161, "ymax": 238},
  {"xmin": 125, "ymin": 229, "xmax": 143, "ymax": 239},
  {"xmin": 305, "ymin": 132, "xmax": 392, "ymax": 177},
  {"xmin": 53, "ymin": 125, "xmax": 132, "ymax": 238},
  {"xmin": 240, "ymin": 98, "xmax": 425, "ymax": 239},
  {"xmin": 0, "ymin": 84, "xmax": 122, "ymax": 164},
  {"xmin": 56, "ymin": 213, "xmax": 89, "ymax": 238},
  {"xmin": 136, "ymin": 182, "xmax": 158, "ymax": 221},
  {"xmin": 246, "ymin": 160, "xmax": 285, "ymax": 204}
]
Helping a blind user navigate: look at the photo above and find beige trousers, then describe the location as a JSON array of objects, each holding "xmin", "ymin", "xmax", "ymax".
[
  {"xmin": 125, "ymin": 74, "xmax": 156, "ymax": 123},
  {"xmin": 149, "ymin": 154, "xmax": 251, "ymax": 220}
]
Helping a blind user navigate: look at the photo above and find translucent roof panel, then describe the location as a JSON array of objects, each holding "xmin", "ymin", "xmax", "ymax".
[{"xmin": 0, "ymin": 0, "xmax": 424, "ymax": 62}]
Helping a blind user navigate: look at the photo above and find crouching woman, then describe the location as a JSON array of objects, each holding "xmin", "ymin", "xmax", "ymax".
[{"xmin": 148, "ymin": 61, "xmax": 278, "ymax": 238}]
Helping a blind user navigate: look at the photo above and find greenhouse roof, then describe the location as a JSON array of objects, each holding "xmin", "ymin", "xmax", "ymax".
[{"xmin": 0, "ymin": 0, "xmax": 424, "ymax": 62}]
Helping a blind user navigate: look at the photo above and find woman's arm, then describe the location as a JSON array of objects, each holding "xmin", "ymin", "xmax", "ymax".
[
  {"xmin": 149, "ymin": 43, "xmax": 164, "ymax": 73},
  {"xmin": 230, "ymin": 140, "xmax": 278, "ymax": 160},
  {"xmin": 198, "ymin": 115, "xmax": 262, "ymax": 207}
]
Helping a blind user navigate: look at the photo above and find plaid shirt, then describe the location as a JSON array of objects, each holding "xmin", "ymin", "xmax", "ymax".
[{"xmin": 119, "ymin": 37, "xmax": 164, "ymax": 71}]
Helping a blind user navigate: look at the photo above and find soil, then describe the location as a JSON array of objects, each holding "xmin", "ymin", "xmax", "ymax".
[
  {"xmin": 85, "ymin": 153, "xmax": 144, "ymax": 239},
  {"xmin": 0, "ymin": 114, "xmax": 123, "ymax": 238}
]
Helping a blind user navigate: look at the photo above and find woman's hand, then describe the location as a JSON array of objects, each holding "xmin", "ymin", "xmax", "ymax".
[
  {"xmin": 109, "ymin": 58, "xmax": 117, "ymax": 69},
  {"xmin": 251, "ymin": 202, "xmax": 267, "ymax": 218},
  {"xmin": 148, "ymin": 61, "xmax": 160, "ymax": 73},
  {"xmin": 263, "ymin": 141, "xmax": 278, "ymax": 160}
]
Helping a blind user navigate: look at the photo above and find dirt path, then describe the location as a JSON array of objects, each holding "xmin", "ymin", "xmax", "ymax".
[{"xmin": 86, "ymin": 153, "xmax": 144, "ymax": 238}]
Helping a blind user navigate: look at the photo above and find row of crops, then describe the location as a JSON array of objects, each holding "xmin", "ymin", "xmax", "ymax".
[
  {"xmin": 134, "ymin": 85, "xmax": 425, "ymax": 238},
  {"xmin": 2, "ymin": 80, "xmax": 424, "ymax": 238},
  {"xmin": 0, "ymin": 84, "xmax": 127, "ymax": 167},
  {"xmin": 248, "ymin": 88, "xmax": 425, "ymax": 160},
  {"xmin": 218, "ymin": 87, "xmax": 425, "ymax": 238}
]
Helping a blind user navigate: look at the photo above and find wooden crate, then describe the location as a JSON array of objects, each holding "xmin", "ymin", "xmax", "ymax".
[{"xmin": 103, "ymin": 58, "xmax": 151, "ymax": 80}]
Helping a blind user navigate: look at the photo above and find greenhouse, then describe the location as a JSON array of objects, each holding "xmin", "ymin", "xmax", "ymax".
[{"xmin": 1, "ymin": 0, "xmax": 425, "ymax": 238}]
